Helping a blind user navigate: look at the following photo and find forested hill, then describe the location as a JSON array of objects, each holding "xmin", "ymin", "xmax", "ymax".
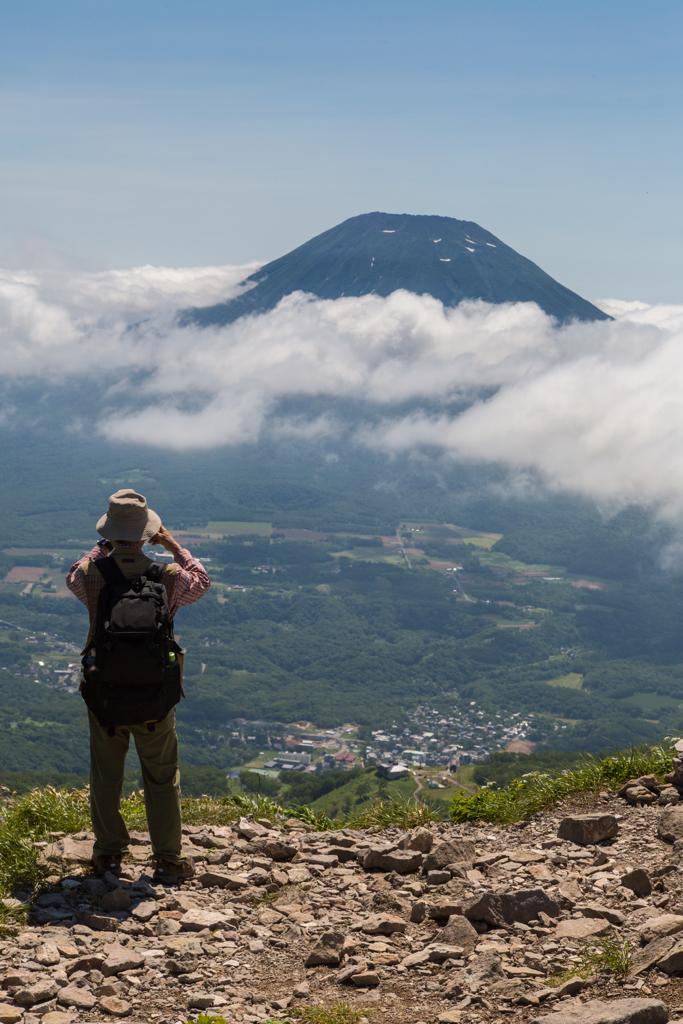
[{"xmin": 183, "ymin": 212, "xmax": 610, "ymax": 327}]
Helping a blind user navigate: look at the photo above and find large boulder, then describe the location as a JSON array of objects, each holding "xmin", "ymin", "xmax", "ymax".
[
  {"xmin": 554, "ymin": 918, "xmax": 612, "ymax": 939},
  {"xmin": 304, "ymin": 931, "xmax": 345, "ymax": 967},
  {"xmin": 101, "ymin": 943, "xmax": 145, "ymax": 977},
  {"xmin": 638, "ymin": 915, "xmax": 683, "ymax": 945},
  {"xmin": 463, "ymin": 892, "xmax": 506, "ymax": 928},
  {"xmin": 621, "ymin": 869, "xmax": 653, "ymax": 896},
  {"xmin": 500, "ymin": 888, "xmax": 560, "ymax": 925},
  {"xmin": 656, "ymin": 940, "xmax": 683, "ymax": 975},
  {"xmin": 360, "ymin": 913, "xmax": 407, "ymax": 935},
  {"xmin": 423, "ymin": 839, "xmax": 475, "ymax": 873},
  {"xmin": 557, "ymin": 814, "xmax": 619, "ymax": 845},
  {"xmin": 180, "ymin": 908, "xmax": 237, "ymax": 931},
  {"xmin": 361, "ymin": 845, "xmax": 423, "ymax": 874},
  {"xmin": 657, "ymin": 806, "xmax": 683, "ymax": 844},
  {"xmin": 463, "ymin": 888, "xmax": 559, "ymax": 927},
  {"xmin": 398, "ymin": 827, "xmax": 435, "ymax": 853},
  {"xmin": 433, "ymin": 914, "xmax": 478, "ymax": 953},
  {"xmin": 12, "ymin": 980, "xmax": 60, "ymax": 1007},
  {"xmin": 536, "ymin": 998, "xmax": 667, "ymax": 1023}
]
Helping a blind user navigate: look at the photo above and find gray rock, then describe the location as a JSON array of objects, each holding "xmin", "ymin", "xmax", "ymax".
[
  {"xmin": 81, "ymin": 879, "xmax": 108, "ymax": 897},
  {"xmin": 42, "ymin": 836, "xmax": 93, "ymax": 865},
  {"xmin": 165, "ymin": 954, "xmax": 199, "ymax": 974},
  {"xmin": 304, "ymin": 930, "xmax": 345, "ymax": 967},
  {"xmin": 655, "ymin": 939, "xmax": 683, "ymax": 974},
  {"xmin": 360, "ymin": 913, "xmax": 406, "ymax": 935},
  {"xmin": 638, "ymin": 914, "xmax": 683, "ymax": 945},
  {"xmin": 657, "ymin": 806, "xmax": 683, "ymax": 844},
  {"xmin": 630, "ymin": 936, "xmax": 676, "ymax": 976},
  {"xmin": 429, "ymin": 899, "xmax": 465, "ymax": 920},
  {"xmin": 337, "ymin": 959, "xmax": 368, "ymax": 984},
  {"xmin": 463, "ymin": 891, "xmax": 506, "ymax": 928},
  {"xmin": 100, "ymin": 887, "xmax": 130, "ymax": 913},
  {"xmin": 423, "ymin": 839, "xmax": 475, "ymax": 873},
  {"xmin": 35, "ymin": 943, "xmax": 61, "ymax": 966},
  {"xmin": 434, "ymin": 915, "xmax": 479, "ymax": 953},
  {"xmin": 428, "ymin": 943, "xmax": 465, "ymax": 961},
  {"xmin": 501, "ymin": 888, "xmax": 560, "ymax": 924},
  {"xmin": 101, "ymin": 942, "xmax": 145, "ymax": 977},
  {"xmin": 624, "ymin": 785, "xmax": 657, "ymax": 805},
  {"xmin": 410, "ymin": 900, "xmax": 427, "ymax": 923},
  {"xmin": 463, "ymin": 887, "xmax": 559, "ymax": 927},
  {"xmin": 186, "ymin": 991, "xmax": 216, "ymax": 1009},
  {"xmin": 555, "ymin": 917, "xmax": 612, "ymax": 939},
  {"xmin": 557, "ymin": 814, "xmax": 619, "ymax": 845},
  {"xmin": 536, "ymin": 997, "xmax": 667, "ymax": 1023},
  {"xmin": 196, "ymin": 870, "xmax": 249, "ymax": 890},
  {"xmin": 236, "ymin": 816, "xmax": 269, "ymax": 840},
  {"xmin": 398, "ymin": 827, "xmax": 434, "ymax": 853},
  {"xmin": 57, "ymin": 984, "xmax": 97, "ymax": 1009},
  {"xmin": 400, "ymin": 950, "xmax": 432, "ymax": 968},
  {"xmin": 13, "ymin": 980, "xmax": 60, "ymax": 1007},
  {"xmin": 350, "ymin": 970, "xmax": 379, "ymax": 987},
  {"xmin": 74, "ymin": 910, "xmax": 118, "ymax": 932},
  {"xmin": 263, "ymin": 839, "xmax": 297, "ymax": 861},
  {"xmin": 658, "ymin": 787, "xmax": 680, "ymax": 806},
  {"xmin": 131, "ymin": 900, "xmax": 157, "ymax": 922},
  {"xmin": 460, "ymin": 950, "xmax": 507, "ymax": 993},
  {"xmin": 180, "ymin": 908, "xmax": 236, "ymax": 931},
  {"xmin": 579, "ymin": 903, "xmax": 625, "ymax": 926},
  {"xmin": 65, "ymin": 954, "xmax": 105, "ymax": 976},
  {"xmin": 361, "ymin": 845, "xmax": 423, "ymax": 874},
  {"xmin": 621, "ymin": 868, "xmax": 653, "ymax": 896},
  {"xmin": 426, "ymin": 870, "xmax": 451, "ymax": 885}
]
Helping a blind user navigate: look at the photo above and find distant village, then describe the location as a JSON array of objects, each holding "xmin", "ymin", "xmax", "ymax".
[
  {"xmin": 225, "ymin": 701, "xmax": 538, "ymax": 782},
  {"xmin": 364, "ymin": 703, "xmax": 537, "ymax": 780}
]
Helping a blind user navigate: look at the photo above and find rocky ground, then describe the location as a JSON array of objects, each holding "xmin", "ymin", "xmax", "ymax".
[{"xmin": 4, "ymin": 778, "xmax": 683, "ymax": 1024}]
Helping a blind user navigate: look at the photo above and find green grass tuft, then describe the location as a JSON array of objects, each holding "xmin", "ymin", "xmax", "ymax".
[
  {"xmin": 579, "ymin": 935, "xmax": 633, "ymax": 977},
  {"xmin": 345, "ymin": 795, "xmax": 440, "ymax": 830},
  {"xmin": 450, "ymin": 742, "xmax": 676, "ymax": 824},
  {"xmin": 289, "ymin": 1004, "xmax": 368, "ymax": 1024},
  {"xmin": 186, "ymin": 1009, "xmax": 368, "ymax": 1024},
  {"xmin": 0, "ymin": 902, "xmax": 28, "ymax": 936}
]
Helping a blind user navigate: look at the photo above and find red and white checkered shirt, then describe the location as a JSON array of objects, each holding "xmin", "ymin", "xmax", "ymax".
[{"xmin": 66, "ymin": 542, "xmax": 210, "ymax": 622}]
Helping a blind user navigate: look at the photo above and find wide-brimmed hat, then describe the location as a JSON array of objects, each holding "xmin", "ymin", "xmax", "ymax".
[{"xmin": 96, "ymin": 489, "xmax": 162, "ymax": 542}]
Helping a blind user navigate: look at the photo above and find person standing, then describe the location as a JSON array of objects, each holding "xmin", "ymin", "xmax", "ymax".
[{"xmin": 66, "ymin": 489, "xmax": 210, "ymax": 883}]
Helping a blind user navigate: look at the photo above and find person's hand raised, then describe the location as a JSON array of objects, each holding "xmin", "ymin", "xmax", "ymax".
[{"xmin": 149, "ymin": 525, "xmax": 182, "ymax": 555}]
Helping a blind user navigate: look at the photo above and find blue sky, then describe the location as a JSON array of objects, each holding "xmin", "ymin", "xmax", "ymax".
[{"xmin": 1, "ymin": 0, "xmax": 681, "ymax": 301}]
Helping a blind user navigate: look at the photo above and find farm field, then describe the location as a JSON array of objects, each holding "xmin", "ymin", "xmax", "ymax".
[
  {"xmin": 475, "ymin": 550, "xmax": 561, "ymax": 574},
  {"xmin": 197, "ymin": 522, "xmax": 272, "ymax": 537},
  {"xmin": 623, "ymin": 691, "xmax": 681, "ymax": 716},
  {"xmin": 330, "ymin": 548, "xmax": 403, "ymax": 565},
  {"xmin": 546, "ymin": 673, "xmax": 584, "ymax": 689},
  {"xmin": 403, "ymin": 522, "xmax": 502, "ymax": 550}
]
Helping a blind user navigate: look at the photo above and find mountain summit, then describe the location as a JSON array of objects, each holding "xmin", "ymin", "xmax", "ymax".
[{"xmin": 186, "ymin": 212, "xmax": 609, "ymax": 326}]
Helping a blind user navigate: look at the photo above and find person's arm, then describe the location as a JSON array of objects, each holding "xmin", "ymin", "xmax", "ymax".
[
  {"xmin": 65, "ymin": 540, "xmax": 111, "ymax": 605},
  {"xmin": 150, "ymin": 526, "xmax": 210, "ymax": 617}
]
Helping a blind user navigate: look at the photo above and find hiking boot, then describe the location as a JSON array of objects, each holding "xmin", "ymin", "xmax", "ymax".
[
  {"xmin": 153, "ymin": 857, "xmax": 195, "ymax": 885},
  {"xmin": 92, "ymin": 854, "xmax": 123, "ymax": 877}
]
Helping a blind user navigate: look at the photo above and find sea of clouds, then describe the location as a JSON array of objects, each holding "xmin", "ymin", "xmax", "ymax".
[{"xmin": 2, "ymin": 263, "xmax": 683, "ymax": 516}]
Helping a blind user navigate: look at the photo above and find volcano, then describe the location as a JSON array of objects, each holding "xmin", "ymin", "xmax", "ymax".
[{"xmin": 184, "ymin": 211, "xmax": 609, "ymax": 326}]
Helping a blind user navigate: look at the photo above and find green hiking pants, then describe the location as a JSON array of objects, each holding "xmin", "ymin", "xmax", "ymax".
[{"xmin": 88, "ymin": 708, "xmax": 184, "ymax": 863}]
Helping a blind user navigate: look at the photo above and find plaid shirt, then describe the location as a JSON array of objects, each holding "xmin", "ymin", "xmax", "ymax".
[{"xmin": 66, "ymin": 542, "xmax": 210, "ymax": 624}]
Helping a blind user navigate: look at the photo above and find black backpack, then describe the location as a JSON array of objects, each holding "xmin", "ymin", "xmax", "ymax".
[{"xmin": 81, "ymin": 557, "xmax": 184, "ymax": 731}]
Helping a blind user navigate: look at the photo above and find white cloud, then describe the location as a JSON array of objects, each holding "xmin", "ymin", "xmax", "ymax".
[{"xmin": 2, "ymin": 262, "xmax": 683, "ymax": 517}]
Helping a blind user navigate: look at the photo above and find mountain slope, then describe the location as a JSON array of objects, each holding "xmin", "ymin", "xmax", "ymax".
[{"xmin": 185, "ymin": 211, "xmax": 609, "ymax": 326}]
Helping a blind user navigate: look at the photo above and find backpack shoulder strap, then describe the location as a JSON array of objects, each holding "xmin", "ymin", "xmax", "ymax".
[
  {"xmin": 94, "ymin": 556, "xmax": 127, "ymax": 585},
  {"xmin": 145, "ymin": 562, "xmax": 167, "ymax": 583}
]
